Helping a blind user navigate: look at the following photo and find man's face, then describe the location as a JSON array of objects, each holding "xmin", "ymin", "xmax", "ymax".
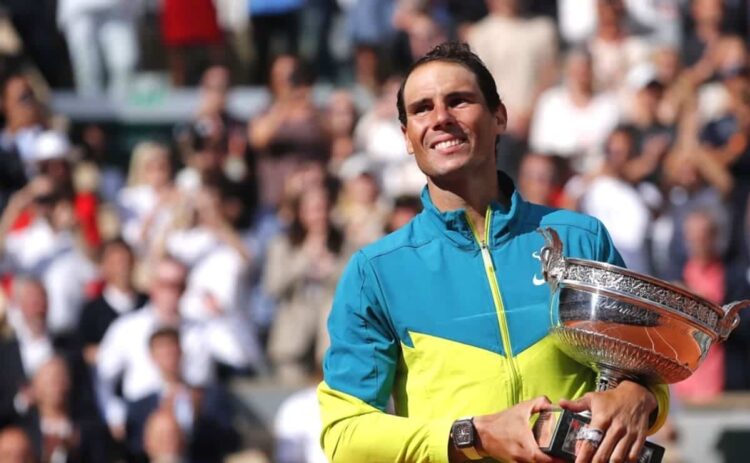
[
  {"xmin": 401, "ymin": 61, "xmax": 506, "ymax": 184},
  {"xmin": 150, "ymin": 261, "xmax": 187, "ymax": 322}
]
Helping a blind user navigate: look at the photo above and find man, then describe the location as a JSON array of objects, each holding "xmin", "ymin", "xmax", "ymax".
[
  {"xmin": 96, "ymin": 256, "xmax": 254, "ymax": 440},
  {"xmin": 318, "ymin": 42, "xmax": 669, "ymax": 463}
]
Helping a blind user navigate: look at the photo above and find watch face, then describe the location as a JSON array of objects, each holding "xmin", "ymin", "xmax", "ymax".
[{"xmin": 453, "ymin": 421, "xmax": 474, "ymax": 447}]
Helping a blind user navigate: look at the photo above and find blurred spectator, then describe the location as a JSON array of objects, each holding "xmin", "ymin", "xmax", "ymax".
[
  {"xmin": 672, "ymin": 209, "xmax": 727, "ymax": 402},
  {"xmin": 0, "ymin": 278, "xmax": 54, "ymax": 426},
  {"xmin": 326, "ymin": 89, "xmax": 359, "ymax": 173},
  {"xmin": 0, "ymin": 74, "xmax": 45, "ymax": 180},
  {"xmin": 77, "ymin": 239, "xmax": 147, "ymax": 366},
  {"xmin": 340, "ymin": 0, "xmax": 396, "ymax": 93},
  {"xmin": 263, "ymin": 184, "xmax": 348, "ymax": 385},
  {"xmin": 384, "ymin": 194, "xmax": 421, "ymax": 233},
  {"xmin": 624, "ymin": 0, "xmax": 682, "ymax": 46},
  {"xmin": 682, "ymin": 0, "xmax": 727, "ymax": 69},
  {"xmin": 273, "ymin": 366, "xmax": 325, "ymax": 463},
  {"xmin": 621, "ymin": 68, "xmax": 674, "ymax": 184},
  {"xmin": 333, "ymin": 171, "xmax": 389, "ymax": 249},
  {"xmin": 96, "ymin": 257, "xmax": 255, "ymax": 440},
  {"xmin": 517, "ymin": 153, "xmax": 562, "ymax": 208},
  {"xmin": 126, "ymin": 327, "xmax": 238, "ymax": 462},
  {"xmin": 142, "ymin": 408, "xmax": 185, "ymax": 463},
  {"xmin": 557, "ymin": 0, "xmax": 597, "ymax": 46},
  {"xmin": 0, "ymin": 278, "xmax": 96, "ymax": 428},
  {"xmin": 249, "ymin": 0, "xmax": 304, "ymax": 84},
  {"xmin": 18, "ymin": 356, "xmax": 113, "ymax": 463},
  {"xmin": 358, "ymin": 75, "xmax": 425, "ymax": 198},
  {"xmin": 467, "ymin": 0, "xmax": 557, "ymax": 143},
  {"xmin": 248, "ymin": 56, "xmax": 330, "ymax": 209},
  {"xmin": 160, "ymin": 186, "xmax": 253, "ymax": 323},
  {"xmin": 0, "ymin": 426, "xmax": 35, "ymax": 463},
  {"xmin": 652, "ymin": 99, "xmax": 733, "ymax": 280},
  {"xmin": 392, "ymin": 6, "xmax": 448, "ymax": 75},
  {"xmin": 0, "ymin": 174, "xmax": 97, "ymax": 341},
  {"xmin": 57, "ymin": 0, "xmax": 139, "ymax": 97},
  {"xmin": 588, "ymin": 0, "xmax": 651, "ymax": 92},
  {"xmin": 161, "ymin": 0, "xmax": 223, "ymax": 87},
  {"xmin": 529, "ymin": 48, "xmax": 621, "ymax": 173},
  {"xmin": 117, "ymin": 141, "xmax": 176, "ymax": 256},
  {"xmin": 699, "ymin": 47, "xmax": 750, "ymax": 260},
  {"xmin": 573, "ymin": 125, "xmax": 656, "ymax": 273}
]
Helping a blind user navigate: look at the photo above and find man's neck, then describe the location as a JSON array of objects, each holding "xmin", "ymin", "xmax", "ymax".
[{"xmin": 427, "ymin": 172, "xmax": 510, "ymax": 242}]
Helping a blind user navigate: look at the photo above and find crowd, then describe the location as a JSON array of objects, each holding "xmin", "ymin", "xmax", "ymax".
[{"xmin": 0, "ymin": 0, "xmax": 749, "ymax": 462}]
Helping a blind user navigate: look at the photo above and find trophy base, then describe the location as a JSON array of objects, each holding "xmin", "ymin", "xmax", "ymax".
[{"xmin": 533, "ymin": 409, "xmax": 665, "ymax": 463}]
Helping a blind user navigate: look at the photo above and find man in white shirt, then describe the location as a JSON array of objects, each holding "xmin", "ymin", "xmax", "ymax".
[{"xmin": 96, "ymin": 256, "xmax": 255, "ymax": 440}]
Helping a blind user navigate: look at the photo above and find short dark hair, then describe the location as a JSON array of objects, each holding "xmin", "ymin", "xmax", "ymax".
[
  {"xmin": 149, "ymin": 326, "xmax": 180, "ymax": 349},
  {"xmin": 397, "ymin": 42, "xmax": 502, "ymax": 126}
]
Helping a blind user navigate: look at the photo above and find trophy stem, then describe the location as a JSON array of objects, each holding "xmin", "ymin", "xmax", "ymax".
[{"xmin": 595, "ymin": 366, "xmax": 636, "ymax": 392}]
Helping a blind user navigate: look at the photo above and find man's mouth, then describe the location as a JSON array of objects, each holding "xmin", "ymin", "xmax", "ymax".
[{"xmin": 431, "ymin": 137, "xmax": 466, "ymax": 150}]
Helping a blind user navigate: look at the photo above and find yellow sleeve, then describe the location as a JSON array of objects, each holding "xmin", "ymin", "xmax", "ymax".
[
  {"xmin": 646, "ymin": 383, "xmax": 670, "ymax": 435},
  {"xmin": 318, "ymin": 381, "xmax": 454, "ymax": 463}
]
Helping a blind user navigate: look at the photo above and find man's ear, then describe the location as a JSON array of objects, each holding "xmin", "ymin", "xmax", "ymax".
[
  {"xmin": 494, "ymin": 103, "xmax": 508, "ymax": 132},
  {"xmin": 401, "ymin": 124, "xmax": 415, "ymax": 155}
]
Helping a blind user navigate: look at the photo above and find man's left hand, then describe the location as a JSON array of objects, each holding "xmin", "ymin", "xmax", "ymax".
[{"xmin": 559, "ymin": 380, "xmax": 657, "ymax": 463}]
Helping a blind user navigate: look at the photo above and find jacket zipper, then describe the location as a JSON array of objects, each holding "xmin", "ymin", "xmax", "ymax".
[{"xmin": 466, "ymin": 207, "xmax": 522, "ymax": 405}]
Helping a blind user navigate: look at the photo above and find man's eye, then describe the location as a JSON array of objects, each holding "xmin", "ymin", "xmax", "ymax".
[{"xmin": 413, "ymin": 105, "xmax": 429, "ymax": 115}]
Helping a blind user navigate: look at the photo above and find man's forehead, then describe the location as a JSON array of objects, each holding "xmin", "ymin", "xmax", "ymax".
[{"xmin": 403, "ymin": 61, "xmax": 481, "ymax": 101}]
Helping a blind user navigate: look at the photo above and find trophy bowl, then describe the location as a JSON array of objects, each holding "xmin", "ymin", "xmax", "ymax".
[
  {"xmin": 533, "ymin": 228, "xmax": 750, "ymax": 462},
  {"xmin": 538, "ymin": 227, "xmax": 750, "ymax": 389}
]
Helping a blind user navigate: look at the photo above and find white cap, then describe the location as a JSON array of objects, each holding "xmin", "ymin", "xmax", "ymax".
[
  {"xmin": 626, "ymin": 63, "xmax": 660, "ymax": 92},
  {"xmin": 34, "ymin": 131, "xmax": 72, "ymax": 163}
]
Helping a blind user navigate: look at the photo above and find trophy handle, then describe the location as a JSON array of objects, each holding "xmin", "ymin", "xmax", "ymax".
[
  {"xmin": 538, "ymin": 227, "xmax": 566, "ymax": 285},
  {"xmin": 718, "ymin": 300, "xmax": 750, "ymax": 341}
]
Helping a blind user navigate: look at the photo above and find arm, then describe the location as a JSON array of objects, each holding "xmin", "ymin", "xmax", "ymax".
[
  {"xmin": 319, "ymin": 252, "xmax": 455, "ymax": 462},
  {"xmin": 262, "ymin": 237, "xmax": 312, "ymax": 298}
]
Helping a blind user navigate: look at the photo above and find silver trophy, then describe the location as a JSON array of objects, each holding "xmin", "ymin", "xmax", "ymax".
[{"xmin": 533, "ymin": 227, "xmax": 750, "ymax": 463}]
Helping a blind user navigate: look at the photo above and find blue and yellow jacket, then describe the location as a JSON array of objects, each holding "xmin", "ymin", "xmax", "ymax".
[{"xmin": 319, "ymin": 178, "xmax": 669, "ymax": 462}]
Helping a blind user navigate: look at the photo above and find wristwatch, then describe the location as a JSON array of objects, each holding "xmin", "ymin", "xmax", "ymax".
[{"xmin": 450, "ymin": 417, "xmax": 483, "ymax": 460}]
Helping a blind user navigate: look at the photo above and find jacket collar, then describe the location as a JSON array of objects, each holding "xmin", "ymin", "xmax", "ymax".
[{"xmin": 419, "ymin": 171, "xmax": 526, "ymax": 249}]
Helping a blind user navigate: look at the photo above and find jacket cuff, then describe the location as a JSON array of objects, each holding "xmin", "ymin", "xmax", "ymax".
[
  {"xmin": 429, "ymin": 418, "xmax": 457, "ymax": 463},
  {"xmin": 645, "ymin": 383, "xmax": 670, "ymax": 435}
]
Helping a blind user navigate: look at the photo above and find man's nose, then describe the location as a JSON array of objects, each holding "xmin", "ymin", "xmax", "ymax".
[{"xmin": 432, "ymin": 103, "xmax": 455, "ymax": 126}]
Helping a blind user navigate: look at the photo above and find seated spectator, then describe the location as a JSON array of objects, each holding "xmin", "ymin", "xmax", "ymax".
[
  {"xmin": 18, "ymin": 356, "xmax": 113, "ymax": 462},
  {"xmin": 248, "ymin": 55, "xmax": 331, "ymax": 209},
  {"xmin": 383, "ymin": 195, "xmax": 422, "ymax": 234},
  {"xmin": 356, "ymin": 76, "xmax": 425, "ymax": 198},
  {"xmin": 117, "ymin": 141, "xmax": 176, "ymax": 255},
  {"xmin": 142, "ymin": 408, "xmax": 185, "ymax": 463},
  {"xmin": 672, "ymin": 209, "xmax": 727, "ymax": 402},
  {"xmin": 126, "ymin": 327, "xmax": 238, "ymax": 462},
  {"xmin": 96, "ymin": 257, "xmax": 255, "ymax": 440},
  {"xmin": 0, "ymin": 426, "xmax": 35, "ymax": 463},
  {"xmin": 333, "ymin": 171, "xmax": 389, "ymax": 250},
  {"xmin": 0, "ymin": 174, "xmax": 97, "ymax": 342},
  {"xmin": 77, "ymin": 238, "xmax": 147, "ymax": 366},
  {"xmin": 529, "ymin": 47, "xmax": 621, "ymax": 173},
  {"xmin": 264, "ymin": 183, "xmax": 349, "ymax": 385},
  {"xmin": 0, "ymin": 74, "xmax": 45, "ymax": 181},
  {"xmin": 516, "ymin": 153, "xmax": 564, "ymax": 208},
  {"xmin": 0, "ymin": 279, "xmax": 96, "ymax": 428}
]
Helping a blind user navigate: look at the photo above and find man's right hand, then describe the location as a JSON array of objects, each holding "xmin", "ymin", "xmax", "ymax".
[{"xmin": 471, "ymin": 396, "xmax": 559, "ymax": 463}]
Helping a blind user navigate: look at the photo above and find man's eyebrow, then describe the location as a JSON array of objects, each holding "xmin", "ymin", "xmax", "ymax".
[{"xmin": 406, "ymin": 91, "xmax": 479, "ymax": 112}]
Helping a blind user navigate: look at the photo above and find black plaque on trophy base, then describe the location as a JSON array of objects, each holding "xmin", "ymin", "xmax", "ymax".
[{"xmin": 533, "ymin": 409, "xmax": 665, "ymax": 463}]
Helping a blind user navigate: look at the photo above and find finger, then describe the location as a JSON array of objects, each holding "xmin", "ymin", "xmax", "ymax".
[
  {"xmin": 528, "ymin": 446, "xmax": 556, "ymax": 463},
  {"xmin": 627, "ymin": 431, "xmax": 648, "ymax": 462},
  {"xmin": 591, "ymin": 424, "xmax": 625, "ymax": 463},
  {"xmin": 607, "ymin": 427, "xmax": 637, "ymax": 463},
  {"xmin": 559, "ymin": 395, "xmax": 591, "ymax": 414},
  {"xmin": 574, "ymin": 436, "xmax": 597, "ymax": 463},
  {"xmin": 528, "ymin": 395, "xmax": 554, "ymax": 414}
]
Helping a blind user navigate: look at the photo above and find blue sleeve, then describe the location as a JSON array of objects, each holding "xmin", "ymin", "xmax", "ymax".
[{"xmin": 322, "ymin": 251, "xmax": 399, "ymax": 411}]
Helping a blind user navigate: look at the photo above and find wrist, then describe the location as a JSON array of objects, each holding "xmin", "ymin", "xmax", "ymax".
[{"xmin": 450, "ymin": 417, "xmax": 486, "ymax": 461}]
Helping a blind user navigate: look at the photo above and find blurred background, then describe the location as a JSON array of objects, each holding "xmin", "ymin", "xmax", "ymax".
[{"xmin": 0, "ymin": 0, "xmax": 749, "ymax": 462}]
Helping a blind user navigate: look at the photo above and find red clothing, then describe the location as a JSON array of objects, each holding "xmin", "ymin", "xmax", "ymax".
[{"xmin": 161, "ymin": 0, "xmax": 223, "ymax": 47}]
